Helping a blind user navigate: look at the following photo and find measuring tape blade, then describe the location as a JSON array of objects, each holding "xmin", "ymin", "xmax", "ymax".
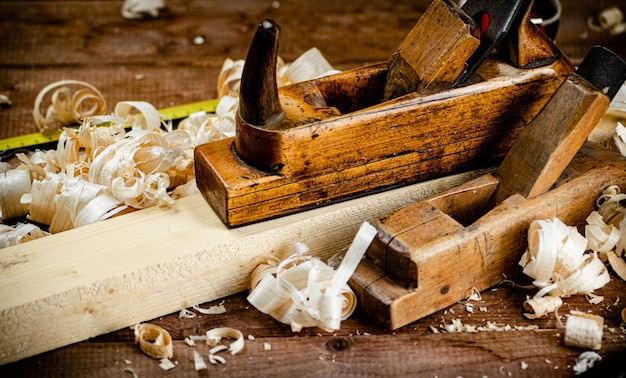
[{"xmin": 0, "ymin": 98, "xmax": 220, "ymax": 152}]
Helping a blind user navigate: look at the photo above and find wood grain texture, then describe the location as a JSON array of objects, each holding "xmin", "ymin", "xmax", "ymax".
[
  {"xmin": 353, "ymin": 144, "xmax": 626, "ymax": 331},
  {"xmin": 2, "ymin": 277, "xmax": 625, "ymax": 377},
  {"xmin": 0, "ymin": 169, "xmax": 485, "ymax": 364},
  {"xmin": 382, "ymin": 0, "xmax": 479, "ymax": 100},
  {"xmin": 1, "ymin": 0, "xmax": 626, "ymax": 376},
  {"xmin": 196, "ymin": 57, "xmax": 575, "ymax": 226}
]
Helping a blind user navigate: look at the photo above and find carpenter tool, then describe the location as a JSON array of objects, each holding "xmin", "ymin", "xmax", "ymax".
[
  {"xmin": 349, "ymin": 46, "xmax": 626, "ymax": 330},
  {"xmin": 195, "ymin": 0, "xmax": 575, "ymax": 227}
]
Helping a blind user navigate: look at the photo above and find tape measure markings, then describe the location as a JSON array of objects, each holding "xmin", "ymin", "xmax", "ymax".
[{"xmin": 1, "ymin": 98, "xmax": 220, "ymax": 152}]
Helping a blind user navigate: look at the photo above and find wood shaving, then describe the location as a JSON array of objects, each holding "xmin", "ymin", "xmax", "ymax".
[
  {"xmin": 32, "ymin": 80, "xmax": 106, "ymax": 132},
  {"xmin": 587, "ymin": 6, "xmax": 626, "ymax": 36},
  {"xmin": 564, "ymin": 311, "xmax": 604, "ymax": 350},
  {"xmin": 572, "ymin": 351, "xmax": 602, "ymax": 375},
  {"xmin": 193, "ymin": 350, "xmax": 207, "ymax": 371},
  {"xmin": 122, "ymin": 0, "xmax": 165, "ymax": 20},
  {"xmin": 0, "ymin": 169, "xmax": 31, "ymax": 220},
  {"xmin": 583, "ymin": 185, "xmax": 626, "ymax": 280},
  {"xmin": 206, "ymin": 327, "xmax": 244, "ymax": 355},
  {"xmin": 192, "ymin": 303, "xmax": 227, "ymax": 315},
  {"xmin": 0, "ymin": 223, "xmax": 49, "ymax": 248},
  {"xmin": 585, "ymin": 293, "xmax": 604, "ymax": 305},
  {"xmin": 123, "ymin": 367, "xmax": 139, "ymax": 378},
  {"xmin": 208, "ymin": 354, "xmax": 226, "ymax": 365},
  {"xmin": 178, "ymin": 47, "xmax": 339, "ymax": 145},
  {"xmin": 209, "ymin": 344, "xmax": 228, "ymax": 354},
  {"xmin": 247, "ymin": 222, "xmax": 377, "ymax": 332},
  {"xmin": 523, "ymin": 295, "xmax": 563, "ymax": 319},
  {"xmin": 179, "ymin": 308, "xmax": 195, "ymax": 319},
  {"xmin": 132, "ymin": 323, "xmax": 173, "ymax": 359},
  {"xmin": 519, "ymin": 217, "xmax": 610, "ymax": 318},
  {"xmin": 158, "ymin": 358, "xmax": 176, "ymax": 371},
  {"xmin": 1, "ymin": 49, "xmax": 336, "ymax": 248},
  {"xmin": 0, "ymin": 94, "xmax": 11, "ymax": 108}
]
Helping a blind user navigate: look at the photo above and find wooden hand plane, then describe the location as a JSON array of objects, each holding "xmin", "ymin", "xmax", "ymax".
[
  {"xmin": 195, "ymin": 0, "xmax": 574, "ymax": 226},
  {"xmin": 349, "ymin": 46, "xmax": 626, "ymax": 330}
]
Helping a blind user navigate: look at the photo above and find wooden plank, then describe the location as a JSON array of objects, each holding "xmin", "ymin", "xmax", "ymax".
[{"xmin": 0, "ymin": 169, "xmax": 486, "ymax": 364}]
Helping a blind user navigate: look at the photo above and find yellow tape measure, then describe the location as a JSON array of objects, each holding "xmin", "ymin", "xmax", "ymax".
[{"xmin": 0, "ymin": 99, "xmax": 219, "ymax": 152}]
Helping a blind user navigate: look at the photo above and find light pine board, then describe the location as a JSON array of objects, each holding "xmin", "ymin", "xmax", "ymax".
[{"xmin": 0, "ymin": 169, "xmax": 485, "ymax": 364}]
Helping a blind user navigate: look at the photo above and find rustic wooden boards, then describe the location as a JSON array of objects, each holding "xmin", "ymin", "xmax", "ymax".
[
  {"xmin": 2, "ymin": 278, "xmax": 625, "ymax": 377},
  {"xmin": 2, "ymin": 0, "xmax": 626, "ymax": 375},
  {"xmin": 0, "ymin": 169, "xmax": 485, "ymax": 364},
  {"xmin": 2, "ymin": 0, "xmax": 621, "ymax": 141},
  {"xmin": 0, "ymin": 0, "xmax": 427, "ymax": 141}
]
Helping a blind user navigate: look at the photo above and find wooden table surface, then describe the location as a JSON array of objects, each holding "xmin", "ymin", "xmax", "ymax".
[{"xmin": 1, "ymin": 0, "xmax": 626, "ymax": 376}]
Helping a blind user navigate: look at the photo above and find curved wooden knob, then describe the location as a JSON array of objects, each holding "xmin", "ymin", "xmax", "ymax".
[{"xmin": 238, "ymin": 19, "xmax": 284, "ymax": 128}]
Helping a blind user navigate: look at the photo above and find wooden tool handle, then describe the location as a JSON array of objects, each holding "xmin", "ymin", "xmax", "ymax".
[
  {"xmin": 381, "ymin": 0, "xmax": 480, "ymax": 101},
  {"xmin": 499, "ymin": 0, "xmax": 563, "ymax": 69},
  {"xmin": 238, "ymin": 19, "xmax": 284, "ymax": 127},
  {"xmin": 492, "ymin": 46, "xmax": 626, "ymax": 204}
]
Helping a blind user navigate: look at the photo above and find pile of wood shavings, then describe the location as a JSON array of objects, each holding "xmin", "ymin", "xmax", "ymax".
[
  {"xmin": 0, "ymin": 48, "xmax": 339, "ymax": 248},
  {"xmin": 247, "ymin": 222, "xmax": 377, "ymax": 332},
  {"xmin": 517, "ymin": 184, "xmax": 626, "ymax": 352}
]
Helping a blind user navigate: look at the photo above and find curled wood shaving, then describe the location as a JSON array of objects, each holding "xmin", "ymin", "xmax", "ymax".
[
  {"xmin": 179, "ymin": 48, "xmax": 340, "ymax": 144},
  {"xmin": 1, "ymin": 49, "xmax": 337, "ymax": 248},
  {"xmin": 615, "ymin": 122, "xmax": 626, "ymax": 156},
  {"xmin": 523, "ymin": 295, "xmax": 563, "ymax": 319},
  {"xmin": 607, "ymin": 251, "xmax": 626, "ymax": 280},
  {"xmin": 0, "ymin": 223, "xmax": 49, "ymax": 248},
  {"xmin": 585, "ymin": 185, "xmax": 626, "ymax": 281},
  {"xmin": 179, "ymin": 308, "xmax": 195, "ymax": 319},
  {"xmin": 519, "ymin": 217, "xmax": 610, "ymax": 318},
  {"xmin": 33, "ymin": 80, "xmax": 107, "ymax": 132},
  {"xmin": 564, "ymin": 311, "xmax": 604, "ymax": 350},
  {"xmin": 122, "ymin": 0, "xmax": 165, "ymax": 20},
  {"xmin": 587, "ymin": 6, "xmax": 626, "ymax": 36},
  {"xmin": 192, "ymin": 303, "xmax": 227, "ymax": 315},
  {"xmin": 0, "ymin": 169, "xmax": 31, "ymax": 220},
  {"xmin": 133, "ymin": 323, "xmax": 174, "ymax": 359},
  {"xmin": 202, "ymin": 327, "xmax": 244, "ymax": 365},
  {"xmin": 183, "ymin": 337, "xmax": 195, "ymax": 347},
  {"xmin": 208, "ymin": 354, "xmax": 226, "ymax": 365},
  {"xmin": 247, "ymin": 222, "xmax": 376, "ymax": 332},
  {"xmin": 205, "ymin": 327, "xmax": 244, "ymax": 355},
  {"xmin": 123, "ymin": 367, "xmax": 139, "ymax": 378}
]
